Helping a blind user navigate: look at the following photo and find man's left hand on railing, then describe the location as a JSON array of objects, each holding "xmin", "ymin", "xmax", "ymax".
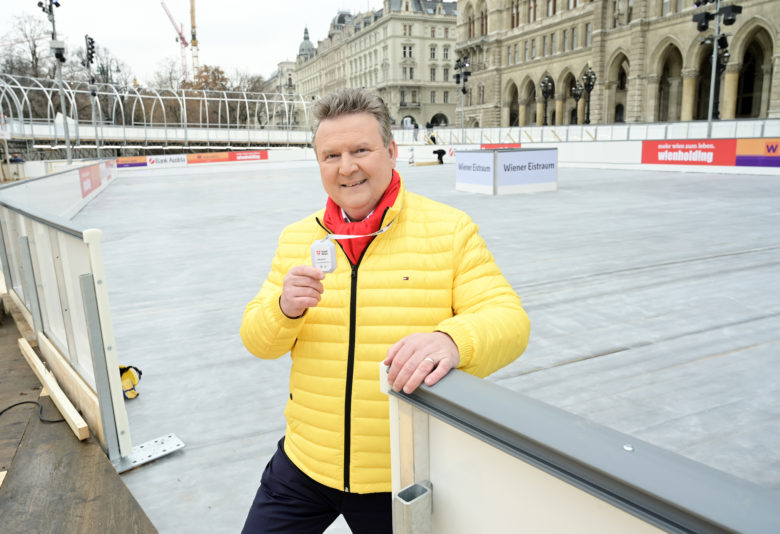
[{"xmin": 384, "ymin": 332, "xmax": 460, "ymax": 394}]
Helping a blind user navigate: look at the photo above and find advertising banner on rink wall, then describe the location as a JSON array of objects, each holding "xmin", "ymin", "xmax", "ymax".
[
  {"xmin": 79, "ymin": 165, "xmax": 102, "ymax": 198},
  {"xmin": 641, "ymin": 138, "xmax": 780, "ymax": 168},
  {"xmin": 735, "ymin": 138, "xmax": 780, "ymax": 167},
  {"xmin": 116, "ymin": 156, "xmax": 147, "ymax": 168},
  {"xmin": 148, "ymin": 154, "xmax": 188, "ymax": 167},
  {"xmin": 481, "ymin": 143, "xmax": 522, "ymax": 150},
  {"xmin": 641, "ymin": 139, "xmax": 737, "ymax": 166},
  {"xmin": 117, "ymin": 150, "xmax": 269, "ymax": 168},
  {"xmin": 187, "ymin": 152, "xmax": 230, "ymax": 164},
  {"xmin": 229, "ymin": 150, "xmax": 269, "ymax": 162}
]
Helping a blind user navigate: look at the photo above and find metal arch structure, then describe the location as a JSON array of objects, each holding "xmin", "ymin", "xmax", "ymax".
[{"xmin": 0, "ymin": 73, "xmax": 315, "ymax": 150}]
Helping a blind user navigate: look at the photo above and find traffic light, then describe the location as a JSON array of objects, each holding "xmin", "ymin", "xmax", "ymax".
[
  {"xmin": 85, "ymin": 35, "xmax": 96, "ymax": 66},
  {"xmin": 721, "ymin": 5, "xmax": 742, "ymax": 25},
  {"xmin": 693, "ymin": 11, "xmax": 715, "ymax": 31}
]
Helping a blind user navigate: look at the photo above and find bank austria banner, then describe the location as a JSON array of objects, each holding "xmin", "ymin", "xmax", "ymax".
[
  {"xmin": 117, "ymin": 150, "xmax": 269, "ymax": 168},
  {"xmin": 641, "ymin": 138, "xmax": 780, "ymax": 168},
  {"xmin": 148, "ymin": 154, "xmax": 188, "ymax": 167}
]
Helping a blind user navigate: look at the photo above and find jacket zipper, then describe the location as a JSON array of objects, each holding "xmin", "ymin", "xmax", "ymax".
[
  {"xmin": 344, "ymin": 263, "xmax": 358, "ymax": 492},
  {"xmin": 316, "ymin": 208, "xmax": 390, "ymax": 493}
]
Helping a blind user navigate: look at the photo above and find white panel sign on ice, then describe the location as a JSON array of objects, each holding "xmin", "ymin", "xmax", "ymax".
[
  {"xmin": 455, "ymin": 151, "xmax": 495, "ymax": 194},
  {"xmin": 496, "ymin": 149, "xmax": 558, "ymax": 194}
]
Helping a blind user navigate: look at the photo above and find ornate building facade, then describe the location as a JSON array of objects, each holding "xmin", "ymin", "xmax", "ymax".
[
  {"xmin": 293, "ymin": 1, "xmax": 460, "ymax": 128},
  {"xmin": 455, "ymin": 0, "xmax": 779, "ymax": 127}
]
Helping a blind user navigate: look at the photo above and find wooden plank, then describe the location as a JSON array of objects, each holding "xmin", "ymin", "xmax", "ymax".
[
  {"xmin": 37, "ymin": 333, "xmax": 105, "ymax": 447},
  {"xmin": 3, "ymin": 293, "xmax": 36, "ymax": 347},
  {"xmin": 18, "ymin": 338, "xmax": 89, "ymax": 441},
  {"xmin": 0, "ymin": 396, "xmax": 157, "ymax": 534}
]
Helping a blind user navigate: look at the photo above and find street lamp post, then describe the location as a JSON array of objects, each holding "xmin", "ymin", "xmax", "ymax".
[
  {"xmin": 540, "ymin": 75, "xmax": 554, "ymax": 126},
  {"xmin": 39, "ymin": 0, "xmax": 72, "ymax": 164},
  {"xmin": 582, "ymin": 67, "xmax": 597, "ymax": 125},
  {"xmin": 570, "ymin": 81, "xmax": 584, "ymax": 125},
  {"xmin": 693, "ymin": 0, "xmax": 742, "ymax": 137},
  {"xmin": 454, "ymin": 56, "xmax": 471, "ymax": 143}
]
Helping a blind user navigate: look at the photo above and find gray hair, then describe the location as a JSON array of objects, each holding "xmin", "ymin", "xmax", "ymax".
[{"xmin": 312, "ymin": 88, "xmax": 393, "ymax": 148}]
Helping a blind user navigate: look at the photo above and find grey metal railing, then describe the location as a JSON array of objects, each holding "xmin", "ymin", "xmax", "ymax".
[
  {"xmin": 384, "ymin": 367, "xmax": 780, "ymax": 534},
  {"xmin": 0, "ymin": 73, "xmax": 314, "ymax": 148}
]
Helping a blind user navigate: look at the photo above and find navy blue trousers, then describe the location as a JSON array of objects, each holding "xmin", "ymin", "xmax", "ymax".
[{"xmin": 242, "ymin": 439, "xmax": 392, "ymax": 534}]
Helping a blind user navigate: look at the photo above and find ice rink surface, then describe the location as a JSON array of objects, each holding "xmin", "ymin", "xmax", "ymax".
[{"xmin": 73, "ymin": 159, "xmax": 780, "ymax": 533}]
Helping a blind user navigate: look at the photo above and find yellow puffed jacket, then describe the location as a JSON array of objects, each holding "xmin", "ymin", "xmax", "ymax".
[{"xmin": 241, "ymin": 178, "xmax": 530, "ymax": 494}]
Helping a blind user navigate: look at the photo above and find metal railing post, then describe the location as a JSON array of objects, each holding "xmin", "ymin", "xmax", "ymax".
[
  {"xmin": 0, "ymin": 220, "xmax": 13, "ymax": 292},
  {"xmin": 19, "ymin": 236, "xmax": 43, "ymax": 342},
  {"xmin": 80, "ymin": 272, "xmax": 121, "ymax": 463}
]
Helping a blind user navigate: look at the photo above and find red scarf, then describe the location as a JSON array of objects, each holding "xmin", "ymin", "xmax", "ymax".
[{"xmin": 322, "ymin": 170, "xmax": 401, "ymax": 265}]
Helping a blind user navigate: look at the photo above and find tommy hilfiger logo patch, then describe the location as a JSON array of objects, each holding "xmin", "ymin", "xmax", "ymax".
[{"xmin": 402, "ymin": 276, "xmax": 409, "ymax": 281}]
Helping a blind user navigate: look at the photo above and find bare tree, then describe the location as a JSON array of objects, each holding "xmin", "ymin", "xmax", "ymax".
[
  {"xmin": 230, "ymin": 70, "xmax": 265, "ymax": 93},
  {"xmin": 147, "ymin": 57, "xmax": 182, "ymax": 91},
  {"xmin": 1, "ymin": 14, "xmax": 52, "ymax": 77}
]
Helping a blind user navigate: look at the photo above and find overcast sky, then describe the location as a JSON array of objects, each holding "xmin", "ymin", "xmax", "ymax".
[{"xmin": 1, "ymin": 0, "xmax": 382, "ymax": 83}]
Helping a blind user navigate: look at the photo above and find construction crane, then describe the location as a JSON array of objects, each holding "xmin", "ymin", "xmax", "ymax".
[
  {"xmin": 160, "ymin": 0, "xmax": 190, "ymax": 82},
  {"xmin": 190, "ymin": 0, "xmax": 200, "ymax": 76}
]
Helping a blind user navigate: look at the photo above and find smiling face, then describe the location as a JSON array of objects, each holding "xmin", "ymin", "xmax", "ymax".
[{"xmin": 315, "ymin": 112, "xmax": 397, "ymax": 221}]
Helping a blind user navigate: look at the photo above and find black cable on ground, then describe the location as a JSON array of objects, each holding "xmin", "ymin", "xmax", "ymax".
[{"xmin": 0, "ymin": 400, "xmax": 65, "ymax": 423}]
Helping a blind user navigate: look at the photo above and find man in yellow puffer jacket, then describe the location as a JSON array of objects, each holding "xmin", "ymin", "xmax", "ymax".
[{"xmin": 240, "ymin": 88, "xmax": 530, "ymax": 534}]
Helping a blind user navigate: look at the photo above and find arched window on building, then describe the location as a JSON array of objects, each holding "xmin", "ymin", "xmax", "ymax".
[
  {"xmin": 547, "ymin": 0, "xmax": 556, "ymax": 17},
  {"xmin": 615, "ymin": 104, "xmax": 624, "ymax": 122},
  {"xmin": 479, "ymin": 85, "xmax": 485, "ymax": 105},
  {"xmin": 656, "ymin": 44, "xmax": 683, "ymax": 122},
  {"xmin": 694, "ymin": 45, "xmax": 713, "ymax": 120},
  {"xmin": 737, "ymin": 42, "xmax": 763, "ymax": 118},
  {"xmin": 617, "ymin": 69, "xmax": 627, "ymax": 91},
  {"xmin": 508, "ymin": 83, "xmax": 520, "ymax": 126},
  {"xmin": 529, "ymin": 0, "xmax": 537, "ymax": 23},
  {"xmin": 479, "ymin": 3, "xmax": 488, "ymax": 36},
  {"xmin": 525, "ymin": 83, "xmax": 537, "ymax": 125},
  {"xmin": 736, "ymin": 27, "xmax": 772, "ymax": 119},
  {"xmin": 608, "ymin": 53, "xmax": 630, "ymax": 123}
]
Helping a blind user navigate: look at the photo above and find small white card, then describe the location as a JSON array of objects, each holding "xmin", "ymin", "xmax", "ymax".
[{"xmin": 311, "ymin": 239, "xmax": 337, "ymax": 273}]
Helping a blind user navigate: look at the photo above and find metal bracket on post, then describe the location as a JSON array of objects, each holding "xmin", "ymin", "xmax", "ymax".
[
  {"xmin": 393, "ymin": 480, "xmax": 433, "ymax": 534},
  {"xmin": 384, "ymin": 358, "xmax": 433, "ymax": 534},
  {"xmin": 80, "ymin": 272, "xmax": 184, "ymax": 472},
  {"xmin": 19, "ymin": 236, "xmax": 44, "ymax": 342}
]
